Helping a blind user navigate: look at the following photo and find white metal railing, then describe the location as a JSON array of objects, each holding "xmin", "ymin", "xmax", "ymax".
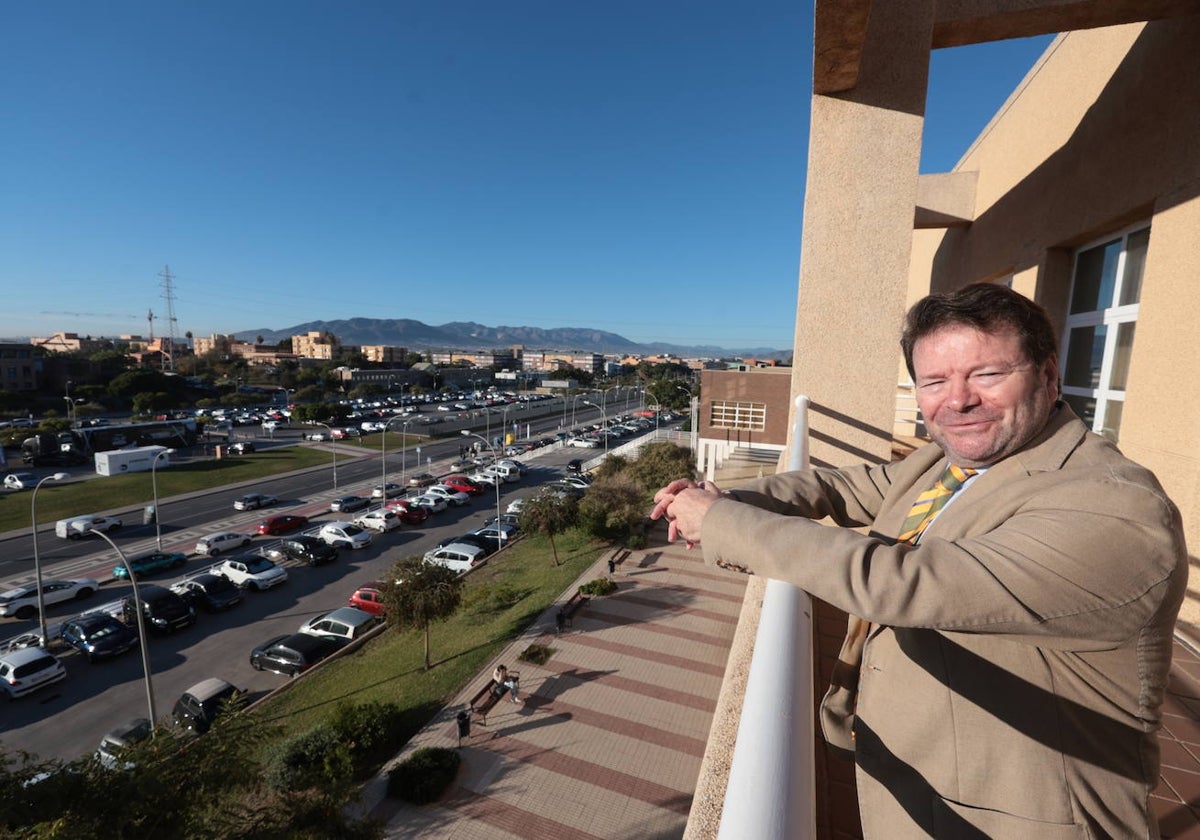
[{"xmin": 717, "ymin": 393, "xmax": 815, "ymax": 839}]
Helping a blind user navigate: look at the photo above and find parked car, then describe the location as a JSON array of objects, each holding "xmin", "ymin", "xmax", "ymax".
[
  {"xmin": 212, "ymin": 555, "xmax": 288, "ymax": 590},
  {"xmin": 249, "ymin": 632, "xmax": 348, "ymax": 677},
  {"xmin": 559, "ymin": 475, "xmax": 592, "ymax": 490},
  {"xmin": 318, "ymin": 522, "xmax": 373, "ymax": 550},
  {"xmin": 371, "ymin": 483, "xmax": 403, "ymax": 499},
  {"xmin": 330, "ymin": 495, "xmax": 369, "ymax": 514},
  {"xmin": 59, "ymin": 614, "xmax": 139, "ymax": 662},
  {"xmin": 348, "ymin": 581, "xmax": 391, "ymax": 616},
  {"xmin": 266, "ymin": 535, "xmax": 338, "ymax": 566},
  {"xmin": 482, "ymin": 512, "xmax": 522, "ymax": 530},
  {"xmin": 172, "ymin": 678, "xmax": 242, "ymax": 734},
  {"xmin": 567, "ymin": 436, "xmax": 600, "ymax": 448},
  {"xmin": 113, "ymin": 550, "xmax": 187, "ymax": 580},
  {"xmin": 565, "ymin": 458, "xmax": 584, "ymax": 474},
  {"xmin": 170, "ymin": 573, "xmax": 245, "ymax": 612},
  {"xmin": 298, "ymin": 606, "xmax": 380, "ymax": 641},
  {"xmin": 194, "ymin": 531, "xmax": 252, "ymax": 557},
  {"xmin": 423, "ymin": 543, "xmax": 488, "ymax": 573},
  {"xmin": 305, "ymin": 430, "xmax": 331, "ymax": 441},
  {"xmin": 256, "ymin": 514, "xmax": 309, "ymax": 536},
  {"xmin": 95, "ymin": 718, "xmax": 152, "ymax": 769},
  {"xmin": 441, "ymin": 475, "xmax": 484, "ymax": 495},
  {"xmin": 410, "ymin": 494, "xmax": 448, "ymax": 514},
  {"xmin": 2, "ymin": 472, "xmax": 39, "ymax": 491},
  {"xmin": 233, "ymin": 493, "xmax": 277, "ymax": 511},
  {"xmin": 121, "ymin": 584, "xmax": 197, "ymax": 634},
  {"xmin": 472, "ymin": 523, "xmax": 518, "ymax": 549},
  {"xmin": 407, "ymin": 472, "xmax": 436, "ymax": 487},
  {"xmin": 0, "ymin": 578, "xmax": 98, "ymax": 620},
  {"xmin": 354, "ymin": 509, "xmax": 402, "ymax": 533},
  {"xmin": 425, "ymin": 485, "xmax": 471, "ymax": 507},
  {"xmin": 506, "ymin": 497, "xmax": 526, "ymax": 515},
  {"xmin": 0, "ymin": 647, "xmax": 66, "ymax": 699},
  {"xmin": 467, "ymin": 470, "xmax": 500, "ymax": 487},
  {"xmin": 384, "ymin": 498, "xmax": 429, "ymax": 525},
  {"xmin": 434, "ymin": 533, "xmax": 496, "ymax": 557},
  {"xmin": 227, "ymin": 442, "xmax": 255, "ymax": 455}
]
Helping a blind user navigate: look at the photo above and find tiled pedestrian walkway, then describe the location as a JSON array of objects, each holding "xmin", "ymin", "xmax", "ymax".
[{"xmin": 358, "ymin": 540, "xmax": 748, "ymax": 839}]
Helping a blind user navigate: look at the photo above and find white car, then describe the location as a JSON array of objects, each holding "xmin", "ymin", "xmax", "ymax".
[
  {"xmin": 212, "ymin": 556, "xmax": 288, "ymax": 590},
  {"xmin": 560, "ymin": 475, "xmax": 592, "ymax": 490},
  {"xmin": 354, "ymin": 510, "xmax": 402, "ymax": 533},
  {"xmin": 425, "ymin": 485, "xmax": 471, "ymax": 507},
  {"xmin": 0, "ymin": 648, "xmax": 67, "ymax": 700},
  {"xmin": 305, "ymin": 430, "xmax": 331, "ymax": 441},
  {"xmin": 467, "ymin": 471, "xmax": 500, "ymax": 487},
  {"xmin": 194, "ymin": 531, "xmax": 252, "ymax": 557},
  {"xmin": 410, "ymin": 494, "xmax": 448, "ymax": 514},
  {"xmin": 233, "ymin": 493, "xmax": 277, "ymax": 511},
  {"xmin": 506, "ymin": 498, "xmax": 526, "ymax": 515},
  {"xmin": 567, "ymin": 437, "xmax": 600, "ymax": 448},
  {"xmin": 318, "ymin": 521, "xmax": 373, "ymax": 550},
  {"xmin": 0, "ymin": 578, "xmax": 99, "ymax": 620},
  {"xmin": 371, "ymin": 483, "xmax": 404, "ymax": 499},
  {"xmin": 3, "ymin": 472, "xmax": 39, "ymax": 491},
  {"xmin": 298, "ymin": 606, "xmax": 379, "ymax": 641}
]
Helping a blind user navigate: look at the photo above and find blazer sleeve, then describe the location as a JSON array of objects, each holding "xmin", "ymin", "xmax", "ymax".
[{"xmin": 701, "ymin": 463, "xmax": 1187, "ymax": 651}]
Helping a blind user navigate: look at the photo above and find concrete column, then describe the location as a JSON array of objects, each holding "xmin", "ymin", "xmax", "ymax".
[{"xmin": 789, "ymin": 1, "xmax": 935, "ymax": 468}]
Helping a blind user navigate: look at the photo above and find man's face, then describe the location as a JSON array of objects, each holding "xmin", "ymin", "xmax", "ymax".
[{"xmin": 912, "ymin": 324, "xmax": 1059, "ymax": 468}]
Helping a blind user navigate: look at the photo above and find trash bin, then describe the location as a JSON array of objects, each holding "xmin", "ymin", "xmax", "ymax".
[
  {"xmin": 456, "ymin": 710, "xmax": 471, "ymax": 741},
  {"xmin": 142, "ymin": 505, "xmax": 157, "ymax": 525}
]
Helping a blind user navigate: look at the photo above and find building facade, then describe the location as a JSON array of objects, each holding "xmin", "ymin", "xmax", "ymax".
[{"xmin": 0, "ymin": 343, "xmax": 40, "ymax": 391}]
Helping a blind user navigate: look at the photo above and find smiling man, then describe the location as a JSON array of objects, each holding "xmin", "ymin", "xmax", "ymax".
[{"xmin": 653, "ymin": 283, "xmax": 1187, "ymax": 839}]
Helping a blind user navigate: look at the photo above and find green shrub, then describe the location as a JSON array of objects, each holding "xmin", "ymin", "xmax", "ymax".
[
  {"xmin": 387, "ymin": 747, "xmax": 461, "ymax": 804},
  {"xmin": 579, "ymin": 578, "xmax": 617, "ymax": 597},
  {"xmin": 517, "ymin": 643, "xmax": 554, "ymax": 666},
  {"xmin": 329, "ymin": 701, "xmax": 406, "ymax": 772},
  {"xmin": 266, "ymin": 726, "xmax": 353, "ymax": 792}
]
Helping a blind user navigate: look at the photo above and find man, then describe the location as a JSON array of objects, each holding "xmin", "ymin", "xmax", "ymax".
[{"xmin": 652, "ymin": 283, "xmax": 1186, "ymax": 839}]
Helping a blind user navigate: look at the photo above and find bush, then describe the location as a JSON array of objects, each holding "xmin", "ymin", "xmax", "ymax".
[
  {"xmin": 329, "ymin": 701, "xmax": 405, "ymax": 772},
  {"xmin": 579, "ymin": 578, "xmax": 617, "ymax": 597},
  {"xmin": 266, "ymin": 726, "xmax": 353, "ymax": 792},
  {"xmin": 387, "ymin": 747, "xmax": 461, "ymax": 804}
]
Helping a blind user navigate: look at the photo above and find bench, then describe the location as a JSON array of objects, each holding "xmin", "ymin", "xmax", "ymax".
[
  {"xmin": 556, "ymin": 590, "xmax": 590, "ymax": 631},
  {"xmin": 469, "ymin": 679, "xmax": 503, "ymax": 725}
]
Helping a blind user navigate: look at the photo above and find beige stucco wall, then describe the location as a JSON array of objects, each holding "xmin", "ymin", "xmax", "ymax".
[{"xmin": 908, "ymin": 16, "xmax": 1200, "ymax": 621}]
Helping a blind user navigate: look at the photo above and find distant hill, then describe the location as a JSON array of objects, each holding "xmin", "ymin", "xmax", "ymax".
[{"xmin": 233, "ymin": 318, "xmax": 785, "ymax": 358}]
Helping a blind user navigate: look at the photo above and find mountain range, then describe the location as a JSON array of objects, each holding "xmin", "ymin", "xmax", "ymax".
[{"xmin": 232, "ymin": 318, "xmax": 786, "ymax": 359}]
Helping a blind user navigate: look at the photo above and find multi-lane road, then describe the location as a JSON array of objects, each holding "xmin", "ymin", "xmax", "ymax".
[{"xmin": 0, "ymin": 401, "xmax": 640, "ymax": 764}]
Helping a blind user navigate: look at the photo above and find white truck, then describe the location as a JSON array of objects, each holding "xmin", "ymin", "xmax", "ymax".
[
  {"xmin": 94, "ymin": 445, "xmax": 171, "ymax": 477},
  {"xmin": 55, "ymin": 515, "xmax": 123, "ymax": 540},
  {"xmin": 210, "ymin": 556, "xmax": 288, "ymax": 591}
]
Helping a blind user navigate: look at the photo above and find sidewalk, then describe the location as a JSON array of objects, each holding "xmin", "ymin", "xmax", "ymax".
[{"xmin": 354, "ymin": 538, "xmax": 749, "ymax": 839}]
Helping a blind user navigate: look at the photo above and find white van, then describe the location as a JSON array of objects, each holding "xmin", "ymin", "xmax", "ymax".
[
  {"xmin": 55, "ymin": 515, "xmax": 123, "ymax": 540},
  {"xmin": 423, "ymin": 543, "xmax": 488, "ymax": 573},
  {"xmin": 486, "ymin": 463, "xmax": 521, "ymax": 484}
]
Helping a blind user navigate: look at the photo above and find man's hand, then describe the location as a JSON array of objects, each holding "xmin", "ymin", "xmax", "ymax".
[{"xmin": 651, "ymin": 479, "xmax": 724, "ymax": 547}]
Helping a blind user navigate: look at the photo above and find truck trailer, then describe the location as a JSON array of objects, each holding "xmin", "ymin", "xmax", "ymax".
[{"xmin": 94, "ymin": 446, "xmax": 171, "ymax": 476}]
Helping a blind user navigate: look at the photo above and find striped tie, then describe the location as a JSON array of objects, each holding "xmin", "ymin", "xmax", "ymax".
[{"xmin": 897, "ymin": 464, "xmax": 978, "ymax": 544}]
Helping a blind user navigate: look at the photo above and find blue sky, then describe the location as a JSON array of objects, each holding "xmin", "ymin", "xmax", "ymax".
[{"xmin": 1, "ymin": 2, "xmax": 1052, "ymax": 352}]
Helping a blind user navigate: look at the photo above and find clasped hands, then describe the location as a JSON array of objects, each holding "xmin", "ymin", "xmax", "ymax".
[{"xmin": 650, "ymin": 478, "xmax": 724, "ymax": 548}]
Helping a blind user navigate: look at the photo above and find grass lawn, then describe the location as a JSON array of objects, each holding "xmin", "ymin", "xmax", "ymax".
[
  {"xmin": 0, "ymin": 447, "xmax": 334, "ymax": 534},
  {"xmin": 251, "ymin": 529, "xmax": 608, "ymax": 753}
]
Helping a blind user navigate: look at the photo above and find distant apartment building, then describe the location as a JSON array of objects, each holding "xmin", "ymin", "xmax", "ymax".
[
  {"xmin": 361, "ymin": 345, "xmax": 408, "ymax": 365},
  {"xmin": 29, "ymin": 332, "xmax": 110, "ymax": 354},
  {"xmin": 292, "ymin": 331, "xmax": 358, "ymax": 361},
  {"xmin": 522, "ymin": 351, "xmax": 604, "ymax": 375},
  {"xmin": 194, "ymin": 334, "xmax": 296, "ymax": 366},
  {"xmin": 0, "ymin": 343, "xmax": 40, "ymax": 391},
  {"xmin": 429, "ymin": 349, "xmax": 517, "ymax": 369}
]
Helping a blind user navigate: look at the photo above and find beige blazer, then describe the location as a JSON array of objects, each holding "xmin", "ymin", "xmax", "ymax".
[{"xmin": 701, "ymin": 407, "xmax": 1187, "ymax": 839}]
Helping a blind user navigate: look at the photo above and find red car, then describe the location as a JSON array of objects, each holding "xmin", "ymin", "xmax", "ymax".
[
  {"xmin": 256, "ymin": 515, "xmax": 310, "ymax": 536},
  {"xmin": 348, "ymin": 582, "xmax": 389, "ymax": 616},
  {"xmin": 385, "ymin": 499, "xmax": 429, "ymax": 525},
  {"xmin": 441, "ymin": 475, "xmax": 484, "ymax": 495}
]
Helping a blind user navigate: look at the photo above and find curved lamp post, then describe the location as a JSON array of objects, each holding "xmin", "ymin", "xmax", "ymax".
[
  {"xmin": 399, "ymin": 419, "xmax": 412, "ymax": 486},
  {"xmin": 31, "ymin": 472, "xmax": 69, "ymax": 646},
  {"xmin": 150, "ymin": 448, "xmax": 176, "ymax": 551},
  {"xmin": 91, "ymin": 528, "xmax": 157, "ymax": 730},
  {"xmin": 381, "ymin": 416, "xmax": 412, "ymax": 499},
  {"xmin": 312, "ymin": 421, "xmax": 338, "ymax": 491},
  {"xmin": 583, "ymin": 400, "xmax": 609, "ymax": 456},
  {"xmin": 461, "ymin": 430, "xmax": 501, "ymax": 534}
]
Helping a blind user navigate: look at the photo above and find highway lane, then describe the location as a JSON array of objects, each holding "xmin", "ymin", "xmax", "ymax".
[{"xmin": 0, "ymin": 406, "xmax": 649, "ymax": 764}]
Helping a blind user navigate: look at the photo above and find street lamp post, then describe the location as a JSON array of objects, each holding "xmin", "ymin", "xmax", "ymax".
[
  {"xmin": 583, "ymin": 400, "xmax": 609, "ymax": 456},
  {"xmin": 91, "ymin": 529, "xmax": 157, "ymax": 729},
  {"xmin": 381, "ymin": 416, "xmax": 412, "ymax": 498},
  {"xmin": 150, "ymin": 448, "xmax": 176, "ymax": 551},
  {"xmin": 31, "ymin": 473, "xmax": 68, "ymax": 646},
  {"xmin": 399, "ymin": 420, "xmax": 412, "ymax": 486},
  {"xmin": 462, "ymin": 431, "xmax": 501, "ymax": 534},
  {"xmin": 312, "ymin": 422, "xmax": 338, "ymax": 490}
]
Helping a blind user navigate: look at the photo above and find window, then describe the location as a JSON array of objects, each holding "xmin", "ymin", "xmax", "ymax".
[
  {"xmin": 709, "ymin": 400, "xmax": 766, "ymax": 432},
  {"xmin": 1060, "ymin": 225, "xmax": 1148, "ymax": 442}
]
